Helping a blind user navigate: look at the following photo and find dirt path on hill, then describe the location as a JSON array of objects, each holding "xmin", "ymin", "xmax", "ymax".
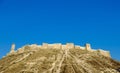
[
  {"xmin": 68, "ymin": 51, "xmax": 94, "ymax": 73},
  {"xmin": 43, "ymin": 48, "xmax": 69, "ymax": 73}
]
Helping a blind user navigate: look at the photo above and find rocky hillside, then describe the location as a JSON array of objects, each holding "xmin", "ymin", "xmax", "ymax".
[{"xmin": 0, "ymin": 43, "xmax": 120, "ymax": 73}]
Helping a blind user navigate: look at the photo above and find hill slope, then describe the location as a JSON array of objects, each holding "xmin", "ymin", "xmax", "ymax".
[{"xmin": 0, "ymin": 44, "xmax": 120, "ymax": 73}]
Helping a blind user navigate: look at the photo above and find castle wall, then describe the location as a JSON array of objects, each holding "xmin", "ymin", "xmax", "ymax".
[
  {"xmin": 52, "ymin": 43, "xmax": 62, "ymax": 49},
  {"xmin": 30, "ymin": 44, "xmax": 38, "ymax": 47},
  {"xmin": 80, "ymin": 46, "xmax": 85, "ymax": 49},
  {"xmin": 43, "ymin": 43, "xmax": 61, "ymax": 49},
  {"xmin": 15, "ymin": 43, "xmax": 111, "ymax": 58},
  {"xmin": 98, "ymin": 49, "xmax": 111, "ymax": 57},
  {"xmin": 75, "ymin": 45, "xmax": 81, "ymax": 49},
  {"xmin": 29, "ymin": 44, "xmax": 40, "ymax": 51},
  {"xmin": 66, "ymin": 43, "xmax": 74, "ymax": 49},
  {"xmin": 42, "ymin": 43, "xmax": 48, "ymax": 49},
  {"xmin": 17, "ymin": 44, "xmax": 40, "ymax": 53},
  {"xmin": 62, "ymin": 45, "xmax": 66, "ymax": 49}
]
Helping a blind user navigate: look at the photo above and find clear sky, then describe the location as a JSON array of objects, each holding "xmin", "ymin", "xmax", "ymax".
[{"xmin": 0, "ymin": 0, "xmax": 120, "ymax": 60}]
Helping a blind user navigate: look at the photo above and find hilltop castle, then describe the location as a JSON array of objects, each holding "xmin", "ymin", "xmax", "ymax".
[{"xmin": 8, "ymin": 43, "xmax": 111, "ymax": 58}]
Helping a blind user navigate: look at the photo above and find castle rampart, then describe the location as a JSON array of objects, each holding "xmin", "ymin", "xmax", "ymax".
[
  {"xmin": 66, "ymin": 43, "xmax": 74, "ymax": 49},
  {"xmin": 42, "ymin": 43, "xmax": 48, "ymax": 49},
  {"xmin": 97, "ymin": 49, "xmax": 111, "ymax": 57},
  {"xmin": 8, "ymin": 43, "xmax": 111, "ymax": 58}
]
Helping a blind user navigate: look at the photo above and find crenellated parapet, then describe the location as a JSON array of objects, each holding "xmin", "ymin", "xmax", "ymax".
[
  {"xmin": 8, "ymin": 43, "xmax": 111, "ymax": 58},
  {"xmin": 41, "ymin": 43, "xmax": 74, "ymax": 49}
]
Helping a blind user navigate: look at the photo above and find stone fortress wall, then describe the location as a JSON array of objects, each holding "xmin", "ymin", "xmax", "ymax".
[{"xmin": 8, "ymin": 43, "xmax": 111, "ymax": 58}]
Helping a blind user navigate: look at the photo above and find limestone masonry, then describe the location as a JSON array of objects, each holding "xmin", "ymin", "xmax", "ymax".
[{"xmin": 8, "ymin": 43, "xmax": 111, "ymax": 58}]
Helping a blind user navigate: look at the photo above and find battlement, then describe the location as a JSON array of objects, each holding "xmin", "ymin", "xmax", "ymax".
[
  {"xmin": 8, "ymin": 43, "xmax": 111, "ymax": 58},
  {"xmin": 41, "ymin": 43, "xmax": 74, "ymax": 49}
]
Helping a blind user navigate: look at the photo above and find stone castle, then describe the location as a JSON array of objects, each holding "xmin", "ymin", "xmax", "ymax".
[{"xmin": 8, "ymin": 43, "xmax": 111, "ymax": 58}]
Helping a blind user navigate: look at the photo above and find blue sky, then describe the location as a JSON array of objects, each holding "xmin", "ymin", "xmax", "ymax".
[{"xmin": 0, "ymin": 0, "xmax": 120, "ymax": 60}]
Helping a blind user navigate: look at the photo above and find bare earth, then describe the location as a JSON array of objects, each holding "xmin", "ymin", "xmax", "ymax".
[{"xmin": 0, "ymin": 45, "xmax": 120, "ymax": 73}]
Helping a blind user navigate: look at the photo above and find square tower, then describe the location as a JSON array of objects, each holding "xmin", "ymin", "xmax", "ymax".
[{"xmin": 85, "ymin": 43, "xmax": 91, "ymax": 51}]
